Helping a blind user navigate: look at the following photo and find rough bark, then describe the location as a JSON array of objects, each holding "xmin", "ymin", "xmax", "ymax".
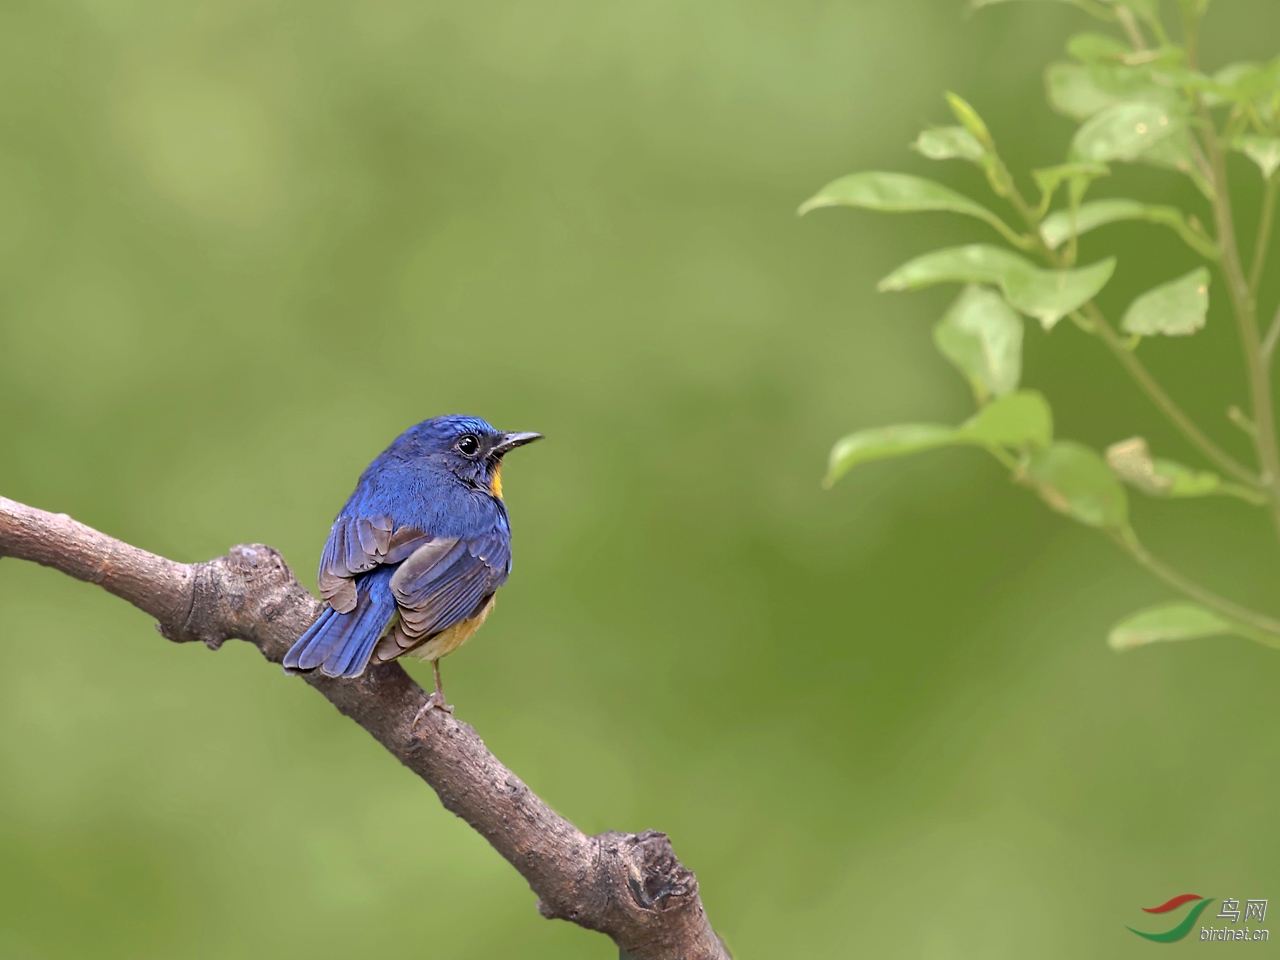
[{"xmin": 0, "ymin": 496, "xmax": 729, "ymax": 960}]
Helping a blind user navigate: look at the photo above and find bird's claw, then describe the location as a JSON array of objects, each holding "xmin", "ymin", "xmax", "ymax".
[{"xmin": 411, "ymin": 691, "xmax": 454, "ymax": 730}]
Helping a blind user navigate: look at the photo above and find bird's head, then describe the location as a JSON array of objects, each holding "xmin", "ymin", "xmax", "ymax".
[{"xmin": 402, "ymin": 415, "xmax": 542, "ymax": 499}]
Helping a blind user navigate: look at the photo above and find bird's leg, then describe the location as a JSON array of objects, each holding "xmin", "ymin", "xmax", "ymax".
[{"xmin": 412, "ymin": 659, "xmax": 454, "ymax": 729}]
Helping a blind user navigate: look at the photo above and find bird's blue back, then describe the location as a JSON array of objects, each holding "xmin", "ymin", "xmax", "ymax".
[
  {"xmin": 283, "ymin": 415, "xmax": 537, "ymax": 679},
  {"xmin": 342, "ymin": 441, "xmax": 511, "ymax": 543}
]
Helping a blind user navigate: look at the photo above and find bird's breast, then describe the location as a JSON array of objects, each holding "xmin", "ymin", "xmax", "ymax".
[{"xmin": 409, "ymin": 596, "xmax": 496, "ymax": 662}]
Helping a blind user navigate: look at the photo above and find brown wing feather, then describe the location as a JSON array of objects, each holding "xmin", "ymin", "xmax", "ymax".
[{"xmin": 316, "ymin": 515, "xmax": 403, "ymax": 613}]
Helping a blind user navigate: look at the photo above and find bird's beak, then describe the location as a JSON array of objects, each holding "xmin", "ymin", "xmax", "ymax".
[{"xmin": 490, "ymin": 431, "xmax": 543, "ymax": 457}]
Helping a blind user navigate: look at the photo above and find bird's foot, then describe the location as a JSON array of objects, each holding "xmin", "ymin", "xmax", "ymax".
[{"xmin": 411, "ymin": 691, "xmax": 454, "ymax": 730}]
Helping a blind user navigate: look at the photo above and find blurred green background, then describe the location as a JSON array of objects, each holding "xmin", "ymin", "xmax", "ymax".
[{"xmin": 2, "ymin": 0, "xmax": 1280, "ymax": 956}]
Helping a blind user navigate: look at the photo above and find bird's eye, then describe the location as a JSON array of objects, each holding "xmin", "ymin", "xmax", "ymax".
[{"xmin": 456, "ymin": 434, "xmax": 480, "ymax": 457}]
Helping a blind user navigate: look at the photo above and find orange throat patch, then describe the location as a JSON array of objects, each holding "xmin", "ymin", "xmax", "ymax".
[{"xmin": 489, "ymin": 462, "xmax": 503, "ymax": 499}]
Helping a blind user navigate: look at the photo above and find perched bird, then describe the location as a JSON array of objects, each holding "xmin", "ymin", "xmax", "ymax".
[{"xmin": 283, "ymin": 415, "xmax": 542, "ymax": 716}]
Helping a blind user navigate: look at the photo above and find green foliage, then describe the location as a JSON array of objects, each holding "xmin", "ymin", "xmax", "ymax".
[
  {"xmin": 1025, "ymin": 441, "xmax": 1128, "ymax": 528},
  {"xmin": 913, "ymin": 126, "xmax": 985, "ymax": 161},
  {"xmin": 1103, "ymin": 436, "xmax": 1267, "ymax": 503},
  {"xmin": 1071, "ymin": 101, "xmax": 1182, "ymax": 164},
  {"xmin": 965, "ymin": 389, "xmax": 1053, "ymax": 447},
  {"xmin": 933, "ymin": 285, "xmax": 1023, "ymax": 401},
  {"xmin": 1120, "ymin": 267, "xmax": 1211, "ymax": 337},
  {"xmin": 1108, "ymin": 602, "xmax": 1250, "ymax": 650},
  {"xmin": 824, "ymin": 390, "xmax": 1052, "ymax": 486},
  {"xmin": 878, "ymin": 244, "xmax": 1114, "ymax": 330},
  {"xmin": 808, "ymin": 0, "xmax": 1280, "ymax": 656},
  {"xmin": 1235, "ymin": 136, "xmax": 1280, "ymax": 179},
  {"xmin": 798, "ymin": 172, "xmax": 1025, "ymax": 247},
  {"xmin": 1040, "ymin": 199, "xmax": 1218, "ymax": 258}
]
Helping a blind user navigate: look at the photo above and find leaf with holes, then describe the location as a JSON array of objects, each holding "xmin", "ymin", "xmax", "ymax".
[{"xmin": 1105, "ymin": 437, "xmax": 1215, "ymax": 496}]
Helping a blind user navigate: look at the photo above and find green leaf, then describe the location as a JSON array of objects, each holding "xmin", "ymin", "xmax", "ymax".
[
  {"xmin": 1071, "ymin": 100, "xmax": 1182, "ymax": 163},
  {"xmin": 1047, "ymin": 64, "xmax": 1117, "ymax": 121},
  {"xmin": 799, "ymin": 172, "xmax": 1029, "ymax": 249},
  {"xmin": 1208, "ymin": 60, "xmax": 1280, "ymax": 106},
  {"xmin": 1040, "ymin": 199, "xmax": 1217, "ymax": 258},
  {"xmin": 879, "ymin": 243, "xmax": 1025, "ymax": 288},
  {"xmin": 1024, "ymin": 441, "xmax": 1128, "ymax": 528},
  {"xmin": 960, "ymin": 390, "xmax": 1053, "ymax": 448},
  {"xmin": 797, "ymin": 174, "xmax": 1018, "ymax": 246},
  {"xmin": 825, "ymin": 424, "xmax": 957, "ymax": 486},
  {"xmin": 913, "ymin": 126, "xmax": 985, "ymax": 162},
  {"xmin": 1108, "ymin": 602, "xmax": 1240, "ymax": 651},
  {"xmin": 1067, "ymin": 33, "xmax": 1130, "ymax": 63},
  {"xmin": 933, "ymin": 286, "xmax": 1024, "ymax": 400},
  {"xmin": 1110, "ymin": 0, "xmax": 1163, "ymax": 25},
  {"xmin": 944, "ymin": 92, "xmax": 994, "ymax": 151},
  {"xmin": 1033, "ymin": 162, "xmax": 1109, "ymax": 201},
  {"xmin": 1121, "ymin": 268, "xmax": 1210, "ymax": 337},
  {"xmin": 825, "ymin": 392, "xmax": 1053, "ymax": 486},
  {"xmin": 1233, "ymin": 136, "xmax": 1280, "ymax": 180},
  {"xmin": 972, "ymin": 0, "xmax": 1093, "ymax": 7},
  {"xmin": 879, "ymin": 244, "xmax": 1115, "ymax": 330},
  {"xmin": 1046, "ymin": 61, "xmax": 1175, "ymax": 122},
  {"xmin": 1138, "ymin": 127, "xmax": 1214, "ymax": 198}
]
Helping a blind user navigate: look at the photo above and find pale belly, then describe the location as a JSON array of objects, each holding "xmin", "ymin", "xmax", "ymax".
[{"xmin": 408, "ymin": 595, "xmax": 495, "ymax": 663}]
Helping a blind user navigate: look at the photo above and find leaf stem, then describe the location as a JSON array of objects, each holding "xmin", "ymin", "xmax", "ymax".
[
  {"xmin": 1115, "ymin": 6, "xmax": 1147, "ymax": 51},
  {"xmin": 1264, "ymin": 299, "xmax": 1280, "ymax": 362},
  {"xmin": 1084, "ymin": 303, "xmax": 1263, "ymax": 487},
  {"xmin": 1197, "ymin": 102, "xmax": 1280, "ymax": 542},
  {"xmin": 1114, "ymin": 526, "xmax": 1280, "ymax": 641},
  {"xmin": 1001, "ymin": 174, "xmax": 1263, "ymax": 489},
  {"xmin": 1250, "ymin": 174, "xmax": 1277, "ymax": 296}
]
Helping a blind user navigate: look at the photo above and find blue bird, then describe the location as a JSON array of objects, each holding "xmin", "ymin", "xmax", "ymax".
[{"xmin": 283, "ymin": 415, "xmax": 542, "ymax": 715}]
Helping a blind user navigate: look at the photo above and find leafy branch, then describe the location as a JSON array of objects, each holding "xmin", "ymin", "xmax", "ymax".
[{"xmin": 803, "ymin": 0, "xmax": 1280, "ymax": 654}]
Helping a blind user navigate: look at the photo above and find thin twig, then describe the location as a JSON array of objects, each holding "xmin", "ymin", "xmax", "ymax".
[
  {"xmin": 1115, "ymin": 6, "xmax": 1147, "ymax": 52},
  {"xmin": 1114, "ymin": 526, "xmax": 1280, "ymax": 644},
  {"xmin": 1264, "ymin": 299, "xmax": 1280, "ymax": 361},
  {"xmin": 0, "ymin": 496, "xmax": 730, "ymax": 960},
  {"xmin": 1084, "ymin": 303, "xmax": 1262, "ymax": 487},
  {"xmin": 994, "ymin": 163, "xmax": 1260, "ymax": 488},
  {"xmin": 1195, "ymin": 99, "xmax": 1280, "ymax": 542},
  {"xmin": 1251, "ymin": 175, "xmax": 1277, "ymax": 296}
]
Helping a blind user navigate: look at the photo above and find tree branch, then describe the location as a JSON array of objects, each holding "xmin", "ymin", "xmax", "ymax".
[{"xmin": 0, "ymin": 496, "xmax": 729, "ymax": 960}]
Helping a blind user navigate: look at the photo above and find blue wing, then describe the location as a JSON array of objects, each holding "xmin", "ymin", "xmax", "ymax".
[
  {"xmin": 315, "ymin": 515, "xmax": 432, "ymax": 612},
  {"xmin": 372, "ymin": 533, "xmax": 511, "ymax": 662},
  {"xmin": 284, "ymin": 515, "xmax": 509, "ymax": 677},
  {"xmin": 283, "ymin": 565, "xmax": 399, "ymax": 678}
]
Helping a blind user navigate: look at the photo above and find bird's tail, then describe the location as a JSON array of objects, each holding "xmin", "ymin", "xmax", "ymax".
[{"xmin": 283, "ymin": 565, "xmax": 397, "ymax": 678}]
